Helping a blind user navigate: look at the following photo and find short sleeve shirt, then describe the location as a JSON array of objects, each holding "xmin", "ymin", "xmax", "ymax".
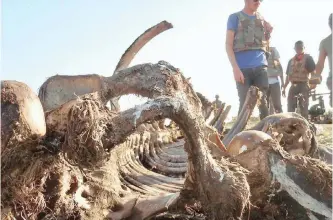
[
  {"xmin": 227, "ymin": 11, "xmax": 268, "ymax": 69},
  {"xmin": 267, "ymin": 47, "xmax": 281, "ymax": 84}
]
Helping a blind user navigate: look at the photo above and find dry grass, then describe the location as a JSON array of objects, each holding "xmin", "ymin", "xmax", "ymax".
[
  {"xmin": 225, "ymin": 116, "xmax": 260, "ymax": 130},
  {"xmin": 316, "ymin": 124, "xmax": 332, "ymax": 148}
]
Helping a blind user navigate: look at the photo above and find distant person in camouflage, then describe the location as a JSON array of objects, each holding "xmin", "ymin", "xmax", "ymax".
[
  {"xmin": 282, "ymin": 41, "xmax": 316, "ymax": 119},
  {"xmin": 212, "ymin": 94, "xmax": 223, "ymax": 115},
  {"xmin": 266, "ymin": 46, "xmax": 284, "ymax": 113},
  {"xmin": 316, "ymin": 13, "xmax": 332, "ymax": 107},
  {"xmin": 225, "ymin": 0, "xmax": 273, "ymax": 120}
]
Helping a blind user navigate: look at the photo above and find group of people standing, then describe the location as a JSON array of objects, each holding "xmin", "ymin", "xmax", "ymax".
[{"xmin": 224, "ymin": 0, "xmax": 332, "ymax": 120}]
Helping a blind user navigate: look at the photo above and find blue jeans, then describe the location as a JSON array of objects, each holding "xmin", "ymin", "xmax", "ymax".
[{"xmin": 236, "ymin": 65, "xmax": 269, "ymax": 120}]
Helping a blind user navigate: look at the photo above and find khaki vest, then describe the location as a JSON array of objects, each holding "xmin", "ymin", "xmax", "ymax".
[
  {"xmin": 288, "ymin": 54, "xmax": 311, "ymax": 82},
  {"xmin": 267, "ymin": 47, "xmax": 282, "ymax": 77},
  {"xmin": 233, "ymin": 12, "xmax": 269, "ymax": 53}
]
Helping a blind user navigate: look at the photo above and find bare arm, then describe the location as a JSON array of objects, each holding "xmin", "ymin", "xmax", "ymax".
[
  {"xmin": 225, "ymin": 30, "xmax": 240, "ymax": 70},
  {"xmin": 275, "ymin": 59, "xmax": 284, "ymax": 86},
  {"xmin": 226, "ymin": 29, "xmax": 244, "ymax": 83},
  {"xmin": 315, "ymin": 49, "xmax": 327, "ymax": 75},
  {"xmin": 284, "ymin": 75, "xmax": 290, "ymax": 88},
  {"xmin": 283, "ymin": 60, "xmax": 291, "ymax": 88}
]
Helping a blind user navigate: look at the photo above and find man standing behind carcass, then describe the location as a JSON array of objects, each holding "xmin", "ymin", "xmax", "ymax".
[
  {"xmin": 212, "ymin": 94, "xmax": 223, "ymax": 116},
  {"xmin": 282, "ymin": 41, "xmax": 316, "ymax": 119},
  {"xmin": 267, "ymin": 46, "xmax": 284, "ymax": 113},
  {"xmin": 226, "ymin": 0, "xmax": 273, "ymax": 120},
  {"xmin": 316, "ymin": 13, "xmax": 332, "ymax": 107}
]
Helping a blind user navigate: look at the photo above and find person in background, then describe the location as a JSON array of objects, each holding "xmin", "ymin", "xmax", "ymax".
[
  {"xmin": 212, "ymin": 94, "xmax": 223, "ymax": 115},
  {"xmin": 266, "ymin": 46, "xmax": 284, "ymax": 113},
  {"xmin": 282, "ymin": 41, "xmax": 316, "ymax": 119},
  {"xmin": 225, "ymin": 0, "xmax": 273, "ymax": 120},
  {"xmin": 316, "ymin": 13, "xmax": 332, "ymax": 107}
]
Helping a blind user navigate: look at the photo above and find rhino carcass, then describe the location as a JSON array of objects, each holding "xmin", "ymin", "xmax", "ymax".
[{"xmin": 1, "ymin": 61, "xmax": 332, "ymax": 220}]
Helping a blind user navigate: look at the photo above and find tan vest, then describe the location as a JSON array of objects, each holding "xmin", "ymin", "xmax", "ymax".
[
  {"xmin": 267, "ymin": 47, "xmax": 282, "ymax": 77},
  {"xmin": 233, "ymin": 12, "xmax": 269, "ymax": 53},
  {"xmin": 288, "ymin": 54, "xmax": 311, "ymax": 82}
]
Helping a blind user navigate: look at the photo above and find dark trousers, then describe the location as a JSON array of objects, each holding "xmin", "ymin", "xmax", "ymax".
[
  {"xmin": 287, "ymin": 82, "xmax": 309, "ymax": 119},
  {"xmin": 267, "ymin": 82, "xmax": 283, "ymax": 113},
  {"xmin": 236, "ymin": 66, "xmax": 269, "ymax": 120}
]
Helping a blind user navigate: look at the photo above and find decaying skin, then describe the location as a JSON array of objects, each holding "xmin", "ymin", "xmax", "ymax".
[
  {"xmin": 235, "ymin": 138, "xmax": 332, "ymax": 220},
  {"xmin": 1, "ymin": 80, "xmax": 46, "ymax": 149},
  {"xmin": 248, "ymin": 112, "xmax": 319, "ymax": 157},
  {"xmin": 2, "ymin": 61, "xmax": 252, "ymax": 220},
  {"xmin": 38, "ymin": 20, "xmax": 173, "ymax": 112},
  {"xmin": 1, "ymin": 64, "xmax": 332, "ymax": 219}
]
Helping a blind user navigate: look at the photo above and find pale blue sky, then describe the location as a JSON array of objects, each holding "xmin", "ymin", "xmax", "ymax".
[{"xmin": 1, "ymin": 0, "xmax": 332, "ymax": 117}]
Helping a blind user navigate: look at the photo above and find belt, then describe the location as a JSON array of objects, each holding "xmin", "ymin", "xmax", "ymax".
[{"xmin": 291, "ymin": 81, "xmax": 307, "ymax": 85}]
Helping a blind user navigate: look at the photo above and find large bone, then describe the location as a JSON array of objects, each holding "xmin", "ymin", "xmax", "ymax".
[
  {"xmin": 109, "ymin": 20, "xmax": 173, "ymax": 110},
  {"xmin": 107, "ymin": 193, "xmax": 180, "ymax": 220},
  {"xmin": 226, "ymin": 130, "xmax": 272, "ymax": 156},
  {"xmin": 56, "ymin": 60, "xmax": 250, "ymax": 219},
  {"xmin": 107, "ymin": 97, "xmax": 249, "ymax": 219},
  {"xmin": 10, "ymin": 58, "xmax": 332, "ymax": 220},
  {"xmin": 45, "ymin": 62, "xmax": 178, "ymax": 135},
  {"xmin": 195, "ymin": 92, "xmax": 213, "ymax": 120},
  {"xmin": 234, "ymin": 137, "xmax": 332, "ymax": 219},
  {"xmin": 222, "ymin": 86, "xmax": 260, "ymax": 146},
  {"xmin": 249, "ymin": 112, "xmax": 319, "ymax": 158},
  {"xmin": 113, "ymin": 21, "xmax": 173, "ymax": 72},
  {"xmin": 209, "ymin": 103, "xmax": 225, "ymax": 126},
  {"xmin": 214, "ymin": 104, "xmax": 231, "ymax": 134}
]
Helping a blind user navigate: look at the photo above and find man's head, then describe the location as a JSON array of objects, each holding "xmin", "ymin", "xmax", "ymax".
[
  {"xmin": 329, "ymin": 13, "xmax": 332, "ymax": 30},
  {"xmin": 215, "ymin": 94, "xmax": 219, "ymax": 100},
  {"xmin": 294, "ymin": 41, "xmax": 305, "ymax": 55},
  {"xmin": 245, "ymin": 0, "xmax": 263, "ymax": 12}
]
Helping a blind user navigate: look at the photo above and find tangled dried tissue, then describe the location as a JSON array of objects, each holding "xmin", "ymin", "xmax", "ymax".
[{"xmin": 1, "ymin": 20, "xmax": 332, "ymax": 220}]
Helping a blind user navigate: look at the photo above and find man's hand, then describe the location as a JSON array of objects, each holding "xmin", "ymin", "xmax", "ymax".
[
  {"xmin": 265, "ymin": 21, "xmax": 273, "ymax": 33},
  {"xmin": 282, "ymin": 86, "xmax": 286, "ymax": 98},
  {"xmin": 233, "ymin": 68, "xmax": 244, "ymax": 84},
  {"xmin": 309, "ymin": 84, "xmax": 317, "ymax": 90},
  {"xmin": 264, "ymin": 20, "xmax": 273, "ymax": 40}
]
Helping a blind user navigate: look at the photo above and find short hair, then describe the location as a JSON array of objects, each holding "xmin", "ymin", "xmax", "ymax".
[{"xmin": 295, "ymin": 41, "xmax": 304, "ymax": 47}]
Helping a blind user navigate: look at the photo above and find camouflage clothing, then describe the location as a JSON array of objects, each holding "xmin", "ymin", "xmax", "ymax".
[
  {"xmin": 286, "ymin": 54, "xmax": 316, "ymax": 81},
  {"xmin": 212, "ymin": 99, "xmax": 223, "ymax": 115},
  {"xmin": 233, "ymin": 12, "xmax": 269, "ymax": 53},
  {"xmin": 267, "ymin": 47, "xmax": 283, "ymax": 77},
  {"xmin": 287, "ymin": 54, "xmax": 312, "ymax": 82},
  {"xmin": 266, "ymin": 47, "xmax": 283, "ymax": 114},
  {"xmin": 286, "ymin": 54, "xmax": 316, "ymax": 119}
]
